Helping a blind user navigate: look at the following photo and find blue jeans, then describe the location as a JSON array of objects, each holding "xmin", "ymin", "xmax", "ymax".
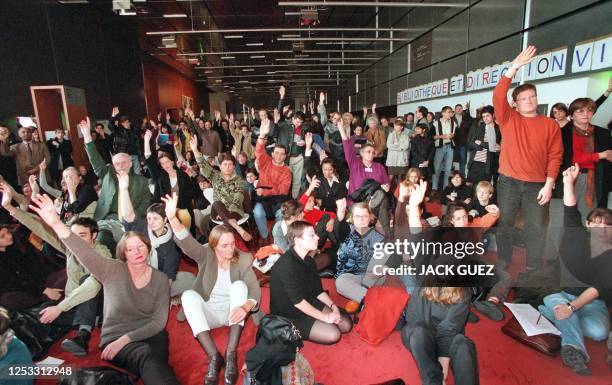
[
  {"xmin": 131, "ymin": 154, "xmax": 141, "ymax": 174},
  {"xmin": 455, "ymin": 145, "xmax": 467, "ymax": 178},
  {"xmin": 538, "ymin": 291, "xmax": 609, "ymax": 359},
  {"xmin": 432, "ymin": 144, "xmax": 453, "ymax": 190},
  {"xmin": 253, "ymin": 203, "xmax": 282, "ymax": 239}
]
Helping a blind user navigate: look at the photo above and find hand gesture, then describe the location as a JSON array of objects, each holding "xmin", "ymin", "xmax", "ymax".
[
  {"xmin": 117, "ymin": 172, "xmax": 129, "ymax": 190},
  {"xmin": 363, "ymin": 106, "xmax": 368, "ymax": 117},
  {"xmin": 0, "ymin": 127, "xmax": 10, "ymax": 142},
  {"xmin": 42, "ymin": 288, "xmax": 63, "ymax": 301},
  {"xmin": 335, "ymin": 197, "xmax": 347, "ymax": 213},
  {"xmin": 189, "ymin": 136, "xmax": 200, "ymax": 155},
  {"xmin": 512, "ymin": 45, "xmax": 537, "ymax": 69},
  {"xmin": 485, "ymin": 204, "xmax": 500, "ymax": 215},
  {"xmin": 372, "ymin": 103, "xmax": 376, "ymax": 113},
  {"xmin": 260, "ymin": 118, "xmax": 271, "ymax": 137},
  {"xmin": 408, "ymin": 180, "xmax": 427, "ymax": 207},
  {"xmin": 0, "ymin": 183, "xmax": 13, "ymax": 208},
  {"xmin": 214, "ymin": 110, "xmax": 221, "ymax": 121},
  {"xmin": 325, "ymin": 218, "xmax": 334, "ymax": 233},
  {"xmin": 229, "ymin": 113, "xmax": 235, "ymax": 122},
  {"xmin": 562, "ymin": 163, "xmax": 580, "ymax": 185},
  {"xmin": 553, "ymin": 304, "xmax": 573, "ymax": 321},
  {"xmin": 465, "ymin": 101, "xmax": 471, "ymax": 111},
  {"xmin": 308, "ymin": 175, "xmax": 321, "ymax": 192},
  {"xmin": 39, "ymin": 305, "xmax": 63, "ymax": 324},
  {"xmin": 112, "ymin": 106, "xmax": 119, "ymax": 117},
  {"xmin": 381, "ymin": 184, "xmax": 390, "ymax": 192},
  {"xmin": 305, "ymin": 132, "xmax": 313, "ymax": 149},
  {"xmin": 273, "ymin": 109, "xmax": 281, "ymax": 124},
  {"xmin": 319, "ymin": 91, "xmax": 325, "ymax": 105},
  {"xmin": 279, "ymin": 85, "xmax": 286, "ymax": 99},
  {"xmin": 144, "ymin": 130, "xmax": 153, "ymax": 142},
  {"xmin": 398, "ymin": 182, "xmax": 411, "ymax": 201},
  {"xmin": 78, "ymin": 117, "xmax": 93, "ymax": 142},
  {"xmin": 161, "ymin": 192, "xmax": 179, "ymax": 219},
  {"xmin": 30, "ymin": 194, "xmax": 62, "ymax": 226},
  {"xmin": 282, "ymin": 105, "xmax": 290, "ymax": 115}
]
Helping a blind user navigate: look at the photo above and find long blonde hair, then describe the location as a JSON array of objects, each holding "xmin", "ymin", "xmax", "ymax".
[{"xmin": 421, "ymin": 287, "xmax": 467, "ymax": 305}]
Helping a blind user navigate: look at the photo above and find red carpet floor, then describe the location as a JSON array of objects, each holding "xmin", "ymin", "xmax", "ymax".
[{"xmin": 36, "ymin": 203, "xmax": 611, "ymax": 384}]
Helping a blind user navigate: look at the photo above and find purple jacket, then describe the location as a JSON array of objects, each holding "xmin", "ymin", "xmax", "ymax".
[{"xmin": 343, "ymin": 138, "xmax": 390, "ymax": 195}]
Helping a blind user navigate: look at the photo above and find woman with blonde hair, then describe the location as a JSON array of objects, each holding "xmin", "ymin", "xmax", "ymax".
[
  {"xmin": 162, "ymin": 192, "xmax": 261, "ymax": 385},
  {"xmin": 29, "ymin": 194, "xmax": 179, "ymax": 385}
]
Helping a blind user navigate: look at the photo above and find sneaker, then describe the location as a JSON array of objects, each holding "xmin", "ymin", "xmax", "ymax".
[
  {"xmin": 561, "ymin": 346, "xmax": 591, "ymax": 376},
  {"xmin": 473, "ymin": 300, "xmax": 505, "ymax": 321},
  {"xmin": 61, "ymin": 329, "xmax": 91, "ymax": 357}
]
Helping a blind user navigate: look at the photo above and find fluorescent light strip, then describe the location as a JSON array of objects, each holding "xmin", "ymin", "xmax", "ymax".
[
  {"xmin": 242, "ymin": 69, "xmax": 255, "ymax": 72},
  {"xmin": 163, "ymin": 14, "xmax": 187, "ymax": 18},
  {"xmin": 279, "ymin": 37, "xmax": 404, "ymax": 41},
  {"xmin": 246, "ymin": 43, "xmax": 264, "ymax": 46},
  {"xmin": 224, "ymin": 35, "xmax": 243, "ymax": 39},
  {"xmin": 196, "ymin": 63, "xmax": 362, "ymax": 69},
  {"xmin": 220, "ymin": 56, "xmax": 236, "ymax": 59},
  {"xmin": 275, "ymin": 57, "xmax": 378, "ymax": 61},
  {"xmin": 250, "ymin": 55, "xmax": 265, "ymax": 59}
]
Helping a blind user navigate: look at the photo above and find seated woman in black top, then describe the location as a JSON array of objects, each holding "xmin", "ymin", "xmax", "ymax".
[
  {"xmin": 440, "ymin": 170, "xmax": 473, "ymax": 207},
  {"xmin": 270, "ymin": 221, "xmax": 352, "ymax": 345}
]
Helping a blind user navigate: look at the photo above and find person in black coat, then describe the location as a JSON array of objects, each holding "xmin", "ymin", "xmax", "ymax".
[
  {"xmin": 466, "ymin": 105, "xmax": 501, "ymax": 185},
  {"xmin": 270, "ymin": 221, "xmax": 352, "ymax": 345},
  {"xmin": 46, "ymin": 128, "xmax": 74, "ymax": 185},
  {"xmin": 409, "ymin": 123, "xmax": 435, "ymax": 182}
]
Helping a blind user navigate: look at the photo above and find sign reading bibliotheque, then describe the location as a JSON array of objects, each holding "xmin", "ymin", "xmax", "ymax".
[{"xmin": 397, "ymin": 34, "xmax": 612, "ymax": 105}]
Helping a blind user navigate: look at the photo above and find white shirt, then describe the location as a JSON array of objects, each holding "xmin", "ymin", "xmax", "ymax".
[{"xmin": 207, "ymin": 268, "xmax": 232, "ymax": 314}]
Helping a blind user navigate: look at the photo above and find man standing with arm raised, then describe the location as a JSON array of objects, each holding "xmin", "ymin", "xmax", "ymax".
[{"xmin": 493, "ymin": 46, "xmax": 563, "ymax": 270}]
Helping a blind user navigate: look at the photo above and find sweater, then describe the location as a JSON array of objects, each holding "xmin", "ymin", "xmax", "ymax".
[
  {"xmin": 493, "ymin": 76, "xmax": 563, "ymax": 182},
  {"xmin": 385, "ymin": 130, "xmax": 411, "ymax": 168},
  {"xmin": 62, "ymin": 233, "xmax": 170, "ymax": 347},
  {"xmin": 342, "ymin": 138, "xmax": 390, "ymax": 195},
  {"xmin": 255, "ymin": 140, "xmax": 292, "ymax": 197}
]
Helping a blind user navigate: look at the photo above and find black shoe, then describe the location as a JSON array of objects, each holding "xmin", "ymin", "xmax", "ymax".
[
  {"xmin": 224, "ymin": 351, "xmax": 238, "ymax": 385},
  {"xmin": 205, "ymin": 352, "xmax": 224, "ymax": 385},
  {"xmin": 467, "ymin": 311, "xmax": 480, "ymax": 323},
  {"xmin": 61, "ymin": 329, "xmax": 91, "ymax": 357},
  {"xmin": 561, "ymin": 346, "xmax": 591, "ymax": 376},
  {"xmin": 473, "ymin": 300, "xmax": 505, "ymax": 321}
]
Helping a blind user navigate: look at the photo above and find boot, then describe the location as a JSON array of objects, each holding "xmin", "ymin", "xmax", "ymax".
[
  {"xmin": 197, "ymin": 331, "xmax": 224, "ymax": 385},
  {"xmin": 61, "ymin": 329, "xmax": 91, "ymax": 356},
  {"xmin": 224, "ymin": 324, "xmax": 243, "ymax": 385}
]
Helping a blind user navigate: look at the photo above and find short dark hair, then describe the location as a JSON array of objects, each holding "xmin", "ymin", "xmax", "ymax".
[
  {"xmin": 286, "ymin": 220, "xmax": 313, "ymax": 247},
  {"xmin": 416, "ymin": 123, "xmax": 429, "ymax": 130},
  {"xmin": 455, "ymin": 104, "xmax": 463, "ymax": 109},
  {"xmin": 417, "ymin": 106, "xmax": 428, "ymax": 115},
  {"xmin": 218, "ymin": 152, "xmax": 236, "ymax": 165},
  {"xmin": 481, "ymin": 105, "xmax": 495, "ymax": 116},
  {"xmin": 147, "ymin": 203, "xmax": 166, "ymax": 219},
  {"xmin": 320, "ymin": 158, "xmax": 336, "ymax": 170},
  {"xmin": 274, "ymin": 144, "xmax": 287, "ymax": 154},
  {"xmin": 71, "ymin": 217, "xmax": 98, "ymax": 235},
  {"xmin": 441, "ymin": 106, "xmax": 453, "ymax": 113},
  {"xmin": 280, "ymin": 200, "xmax": 303, "ymax": 220},
  {"xmin": 294, "ymin": 111, "xmax": 305, "ymax": 121},
  {"xmin": 448, "ymin": 170, "xmax": 464, "ymax": 183},
  {"xmin": 586, "ymin": 207, "xmax": 612, "ymax": 225},
  {"xmin": 568, "ymin": 98, "xmax": 596, "ymax": 116},
  {"xmin": 549, "ymin": 102, "xmax": 568, "ymax": 118},
  {"xmin": 444, "ymin": 202, "xmax": 469, "ymax": 227},
  {"xmin": 245, "ymin": 167, "xmax": 258, "ymax": 177},
  {"xmin": 406, "ymin": 112, "xmax": 414, "ymax": 118},
  {"xmin": 511, "ymin": 83, "xmax": 537, "ymax": 101},
  {"xmin": 119, "ymin": 115, "xmax": 130, "ymax": 124}
]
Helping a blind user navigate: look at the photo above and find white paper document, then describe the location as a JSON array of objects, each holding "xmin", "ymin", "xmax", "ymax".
[
  {"xmin": 36, "ymin": 356, "xmax": 65, "ymax": 366},
  {"xmin": 504, "ymin": 302, "xmax": 561, "ymax": 337}
]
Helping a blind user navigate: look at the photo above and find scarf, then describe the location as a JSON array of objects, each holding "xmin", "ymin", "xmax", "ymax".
[
  {"xmin": 485, "ymin": 124, "xmax": 497, "ymax": 152},
  {"xmin": 573, "ymin": 124, "xmax": 596, "ymax": 208},
  {"xmin": 148, "ymin": 224, "xmax": 174, "ymax": 269}
]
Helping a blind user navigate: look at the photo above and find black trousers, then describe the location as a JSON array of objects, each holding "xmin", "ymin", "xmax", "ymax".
[
  {"xmin": 110, "ymin": 330, "xmax": 180, "ymax": 385},
  {"xmin": 468, "ymin": 162, "xmax": 490, "ymax": 185},
  {"xmin": 402, "ymin": 324, "xmax": 479, "ymax": 385}
]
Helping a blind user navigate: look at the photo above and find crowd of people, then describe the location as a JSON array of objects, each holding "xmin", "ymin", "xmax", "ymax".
[{"xmin": 0, "ymin": 46, "xmax": 611, "ymax": 385}]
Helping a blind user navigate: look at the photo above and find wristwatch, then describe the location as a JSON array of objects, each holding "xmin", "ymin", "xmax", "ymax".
[{"xmin": 566, "ymin": 302, "xmax": 577, "ymax": 313}]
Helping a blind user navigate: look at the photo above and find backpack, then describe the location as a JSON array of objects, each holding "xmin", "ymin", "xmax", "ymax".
[{"xmin": 354, "ymin": 286, "xmax": 410, "ymax": 345}]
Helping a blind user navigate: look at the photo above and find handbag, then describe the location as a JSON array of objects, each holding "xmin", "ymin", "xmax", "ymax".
[
  {"xmin": 10, "ymin": 305, "xmax": 71, "ymax": 360},
  {"xmin": 58, "ymin": 366, "xmax": 135, "ymax": 385},
  {"xmin": 281, "ymin": 352, "xmax": 314, "ymax": 385},
  {"xmin": 256, "ymin": 315, "xmax": 304, "ymax": 351},
  {"xmin": 501, "ymin": 316, "xmax": 561, "ymax": 356}
]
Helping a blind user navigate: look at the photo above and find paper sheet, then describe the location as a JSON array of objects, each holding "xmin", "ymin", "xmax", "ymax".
[
  {"xmin": 35, "ymin": 356, "xmax": 65, "ymax": 366},
  {"xmin": 504, "ymin": 302, "xmax": 561, "ymax": 337}
]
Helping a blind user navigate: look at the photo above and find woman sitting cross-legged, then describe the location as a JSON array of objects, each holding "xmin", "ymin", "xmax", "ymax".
[
  {"xmin": 117, "ymin": 173, "xmax": 195, "ymax": 298},
  {"xmin": 188, "ymin": 136, "xmax": 252, "ymax": 242},
  {"xmin": 162, "ymin": 192, "xmax": 262, "ymax": 385},
  {"xmin": 29, "ymin": 194, "xmax": 180, "ymax": 385},
  {"xmin": 270, "ymin": 220, "xmax": 352, "ymax": 345}
]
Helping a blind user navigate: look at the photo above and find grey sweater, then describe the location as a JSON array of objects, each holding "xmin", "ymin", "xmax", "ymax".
[{"xmin": 62, "ymin": 233, "xmax": 170, "ymax": 347}]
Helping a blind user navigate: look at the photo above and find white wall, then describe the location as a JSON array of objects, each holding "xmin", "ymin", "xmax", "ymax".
[{"xmin": 397, "ymin": 72, "xmax": 611, "ymax": 126}]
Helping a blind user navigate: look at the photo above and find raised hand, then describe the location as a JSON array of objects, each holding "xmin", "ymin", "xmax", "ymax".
[
  {"xmin": 161, "ymin": 192, "xmax": 179, "ymax": 219},
  {"xmin": 30, "ymin": 194, "xmax": 62, "ymax": 226},
  {"xmin": 308, "ymin": 175, "xmax": 321, "ymax": 193},
  {"xmin": 39, "ymin": 158, "xmax": 47, "ymax": 171},
  {"xmin": 408, "ymin": 180, "xmax": 427, "ymax": 207},
  {"xmin": 562, "ymin": 163, "xmax": 580, "ymax": 185},
  {"xmin": 282, "ymin": 105, "xmax": 290, "ymax": 114},
  {"xmin": 279, "ymin": 85, "xmax": 286, "ymax": 99},
  {"xmin": 336, "ymin": 197, "xmax": 347, "ymax": 213},
  {"xmin": 398, "ymin": 182, "xmax": 411, "ymax": 202},
  {"xmin": 189, "ymin": 136, "xmax": 200, "ymax": 156},
  {"xmin": 512, "ymin": 45, "xmax": 537, "ymax": 69},
  {"xmin": 319, "ymin": 91, "xmax": 325, "ymax": 105},
  {"xmin": 112, "ymin": 106, "xmax": 119, "ymax": 117},
  {"xmin": 144, "ymin": 130, "xmax": 153, "ymax": 142},
  {"xmin": 363, "ymin": 106, "xmax": 368, "ymax": 117},
  {"xmin": 117, "ymin": 172, "xmax": 129, "ymax": 191},
  {"xmin": 485, "ymin": 204, "xmax": 500, "ymax": 215},
  {"xmin": 260, "ymin": 118, "xmax": 271, "ymax": 137},
  {"xmin": 273, "ymin": 109, "xmax": 281, "ymax": 124},
  {"xmin": 372, "ymin": 103, "xmax": 376, "ymax": 113},
  {"xmin": 305, "ymin": 132, "xmax": 313, "ymax": 149},
  {"xmin": 0, "ymin": 183, "xmax": 13, "ymax": 208},
  {"xmin": 78, "ymin": 117, "xmax": 93, "ymax": 143}
]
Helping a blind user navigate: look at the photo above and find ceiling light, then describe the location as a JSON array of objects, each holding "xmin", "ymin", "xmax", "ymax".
[
  {"xmin": 224, "ymin": 35, "xmax": 243, "ymax": 39},
  {"xmin": 221, "ymin": 56, "xmax": 236, "ymax": 59},
  {"xmin": 239, "ymin": 80, "xmax": 249, "ymax": 83},
  {"xmin": 267, "ymin": 80, "xmax": 277, "ymax": 82},
  {"xmin": 282, "ymin": 34, "xmax": 300, "ymax": 38},
  {"xmin": 215, "ymin": 79, "xmax": 222, "ymax": 83},
  {"xmin": 250, "ymin": 55, "xmax": 265, "ymax": 59},
  {"xmin": 246, "ymin": 43, "xmax": 264, "ymax": 46},
  {"xmin": 204, "ymin": 70, "xmax": 213, "ymax": 74},
  {"xmin": 243, "ymin": 69, "xmax": 255, "ymax": 72},
  {"xmin": 267, "ymin": 71, "xmax": 276, "ymax": 74},
  {"xmin": 163, "ymin": 14, "xmax": 187, "ymax": 18},
  {"xmin": 119, "ymin": 9, "xmax": 136, "ymax": 16}
]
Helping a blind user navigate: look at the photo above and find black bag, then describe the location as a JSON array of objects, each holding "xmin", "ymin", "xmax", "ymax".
[
  {"xmin": 256, "ymin": 315, "xmax": 303, "ymax": 350},
  {"xmin": 10, "ymin": 305, "xmax": 71, "ymax": 360},
  {"xmin": 348, "ymin": 179, "xmax": 381, "ymax": 203},
  {"xmin": 58, "ymin": 366, "xmax": 135, "ymax": 385}
]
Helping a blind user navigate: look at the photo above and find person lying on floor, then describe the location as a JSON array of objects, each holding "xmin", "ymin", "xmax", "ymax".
[
  {"xmin": 272, "ymin": 199, "xmax": 332, "ymax": 272},
  {"xmin": 162, "ymin": 192, "xmax": 262, "ymax": 385},
  {"xmin": 2, "ymin": 183, "xmax": 110, "ymax": 356},
  {"xmin": 334, "ymin": 201, "xmax": 391, "ymax": 303},
  {"xmin": 118, "ymin": 173, "xmax": 195, "ymax": 299},
  {"xmin": 30, "ymin": 194, "xmax": 180, "ymax": 385},
  {"xmin": 538, "ymin": 164, "xmax": 611, "ymax": 376},
  {"xmin": 270, "ymin": 220, "xmax": 352, "ymax": 345}
]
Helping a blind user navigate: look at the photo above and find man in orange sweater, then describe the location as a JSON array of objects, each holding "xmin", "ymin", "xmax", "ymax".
[{"xmin": 493, "ymin": 45, "xmax": 563, "ymax": 270}]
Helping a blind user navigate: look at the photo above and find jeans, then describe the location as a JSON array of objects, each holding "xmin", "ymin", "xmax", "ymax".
[
  {"xmin": 496, "ymin": 174, "xmax": 548, "ymax": 269},
  {"xmin": 110, "ymin": 330, "xmax": 180, "ymax": 385},
  {"xmin": 130, "ymin": 154, "xmax": 141, "ymax": 174},
  {"xmin": 253, "ymin": 202, "xmax": 282, "ymax": 239},
  {"xmin": 455, "ymin": 145, "xmax": 467, "ymax": 178},
  {"xmin": 538, "ymin": 291, "xmax": 609, "ymax": 359},
  {"xmin": 432, "ymin": 144, "xmax": 454, "ymax": 191},
  {"xmin": 289, "ymin": 154, "xmax": 304, "ymax": 199},
  {"xmin": 402, "ymin": 325, "xmax": 479, "ymax": 385}
]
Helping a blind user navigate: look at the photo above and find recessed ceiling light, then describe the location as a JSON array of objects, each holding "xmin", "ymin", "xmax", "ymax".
[
  {"xmin": 162, "ymin": 14, "xmax": 187, "ymax": 18},
  {"xmin": 246, "ymin": 43, "xmax": 264, "ymax": 47},
  {"xmin": 250, "ymin": 55, "xmax": 265, "ymax": 59},
  {"xmin": 243, "ymin": 69, "xmax": 255, "ymax": 72},
  {"xmin": 221, "ymin": 56, "xmax": 236, "ymax": 59},
  {"xmin": 224, "ymin": 35, "xmax": 243, "ymax": 39}
]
